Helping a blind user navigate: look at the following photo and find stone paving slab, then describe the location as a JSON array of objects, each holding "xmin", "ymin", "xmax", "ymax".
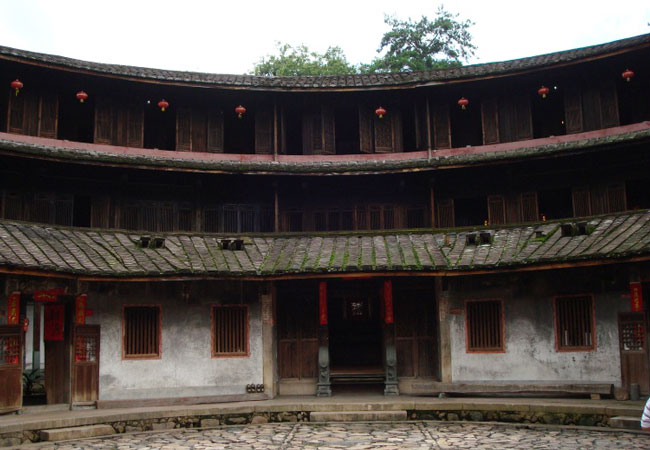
[{"xmin": 14, "ymin": 421, "xmax": 650, "ymax": 449}]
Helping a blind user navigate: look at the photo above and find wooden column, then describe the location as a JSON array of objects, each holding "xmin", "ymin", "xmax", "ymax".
[
  {"xmin": 435, "ymin": 277, "xmax": 452, "ymax": 382},
  {"xmin": 316, "ymin": 281, "xmax": 331, "ymax": 397},
  {"xmin": 383, "ymin": 279, "xmax": 399, "ymax": 396},
  {"xmin": 261, "ymin": 282, "xmax": 277, "ymax": 397},
  {"xmin": 273, "ymin": 100, "xmax": 279, "ymax": 161},
  {"xmin": 425, "ymin": 98, "xmax": 432, "ymax": 159},
  {"xmin": 429, "ymin": 181, "xmax": 436, "ymax": 228},
  {"xmin": 273, "ymin": 182, "xmax": 280, "ymax": 232}
]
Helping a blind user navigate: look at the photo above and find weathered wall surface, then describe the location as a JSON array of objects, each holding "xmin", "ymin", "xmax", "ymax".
[
  {"xmin": 86, "ymin": 281, "xmax": 263, "ymax": 401},
  {"xmin": 447, "ymin": 267, "xmax": 630, "ymax": 385}
]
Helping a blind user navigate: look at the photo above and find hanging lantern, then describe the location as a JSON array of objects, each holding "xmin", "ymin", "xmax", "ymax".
[
  {"xmin": 157, "ymin": 99, "xmax": 169, "ymax": 112},
  {"xmin": 537, "ymin": 85, "xmax": 550, "ymax": 98},
  {"xmin": 375, "ymin": 106, "xmax": 387, "ymax": 119},
  {"xmin": 457, "ymin": 97, "xmax": 469, "ymax": 110},
  {"xmin": 235, "ymin": 105, "xmax": 246, "ymax": 119},
  {"xmin": 622, "ymin": 69, "xmax": 635, "ymax": 82},
  {"xmin": 76, "ymin": 90, "xmax": 88, "ymax": 103},
  {"xmin": 10, "ymin": 79, "xmax": 23, "ymax": 96}
]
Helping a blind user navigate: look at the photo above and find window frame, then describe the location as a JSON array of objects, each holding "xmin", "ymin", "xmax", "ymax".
[
  {"xmin": 553, "ymin": 294, "xmax": 597, "ymax": 352},
  {"xmin": 121, "ymin": 304, "xmax": 162, "ymax": 360},
  {"xmin": 211, "ymin": 304, "xmax": 250, "ymax": 358},
  {"xmin": 464, "ymin": 298, "xmax": 505, "ymax": 354}
]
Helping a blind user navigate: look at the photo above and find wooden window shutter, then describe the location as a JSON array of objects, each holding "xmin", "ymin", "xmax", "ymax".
[
  {"xmin": 520, "ymin": 192, "xmax": 539, "ymax": 222},
  {"xmin": 581, "ymin": 86, "xmax": 601, "ymax": 132},
  {"xmin": 414, "ymin": 101, "xmax": 427, "ymax": 150},
  {"xmin": 599, "ymin": 82, "xmax": 619, "ymax": 129},
  {"xmin": 590, "ymin": 185, "xmax": 607, "ymax": 215},
  {"xmin": 301, "ymin": 111, "xmax": 315, "ymax": 154},
  {"xmin": 54, "ymin": 194, "xmax": 73, "ymax": 226},
  {"xmin": 90, "ymin": 196, "xmax": 110, "ymax": 228},
  {"xmin": 120, "ymin": 202, "xmax": 139, "ymax": 230},
  {"xmin": 358, "ymin": 105, "xmax": 373, "ymax": 153},
  {"xmin": 564, "ymin": 85, "xmax": 583, "ymax": 134},
  {"xmin": 487, "ymin": 195, "xmax": 506, "ymax": 225},
  {"xmin": 431, "ymin": 102, "xmax": 451, "ymax": 149},
  {"xmin": 514, "ymin": 95, "xmax": 533, "ymax": 141},
  {"xmin": 607, "ymin": 183, "xmax": 626, "ymax": 213},
  {"xmin": 32, "ymin": 193, "xmax": 53, "ymax": 224},
  {"xmin": 321, "ymin": 105, "xmax": 336, "ymax": 154},
  {"xmin": 497, "ymin": 97, "xmax": 516, "ymax": 143},
  {"xmin": 572, "ymin": 186, "xmax": 591, "ymax": 217},
  {"xmin": 255, "ymin": 104, "xmax": 274, "ymax": 154},
  {"xmin": 176, "ymin": 107, "xmax": 192, "ymax": 151},
  {"xmin": 436, "ymin": 198, "xmax": 455, "ymax": 228},
  {"xmin": 7, "ymin": 92, "xmax": 25, "ymax": 133},
  {"xmin": 38, "ymin": 93, "xmax": 58, "ymax": 138},
  {"xmin": 23, "ymin": 91, "xmax": 40, "ymax": 136},
  {"xmin": 505, "ymin": 194, "xmax": 522, "ymax": 224},
  {"xmin": 481, "ymin": 97, "xmax": 499, "ymax": 144},
  {"xmin": 94, "ymin": 97, "xmax": 113, "ymax": 144},
  {"xmin": 158, "ymin": 203, "xmax": 174, "ymax": 232},
  {"xmin": 126, "ymin": 103, "xmax": 144, "ymax": 148},
  {"xmin": 206, "ymin": 109, "xmax": 225, "ymax": 153},
  {"xmin": 374, "ymin": 110, "xmax": 394, "ymax": 153},
  {"xmin": 191, "ymin": 109, "xmax": 207, "ymax": 153}
]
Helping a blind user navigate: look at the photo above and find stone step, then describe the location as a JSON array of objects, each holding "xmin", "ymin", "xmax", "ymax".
[
  {"xmin": 609, "ymin": 416, "xmax": 641, "ymax": 430},
  {"xmin": 40, "ymin": 424, "xmax": 115, "ymax": 442},
  {"xmin": 310, "ymin": 410, "xmax": 406, "ymax": 422}
]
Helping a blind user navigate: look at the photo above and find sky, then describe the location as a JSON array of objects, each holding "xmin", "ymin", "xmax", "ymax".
[{"xmin": 0, "ymin": 0, "xmax": 649, "ymax": 75}]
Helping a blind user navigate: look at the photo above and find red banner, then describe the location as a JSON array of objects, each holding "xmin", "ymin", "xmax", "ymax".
[
  {"xmin": 7, "ymin": 292, "xmax": 20, "ymax": 325},
  {"xmin": 319, "ymin": 281, "xmax": 327, "ymax": 325},
  {"xmin": 44, "ymin": 304, "xmax": 65, "ymax": 341},
  {"xmin": 34, "ymin": 288, "xmax": 65, "ymax": 303},
  {"xmin": 75, "ymin": 294, "xmax": 87, "ymax": 325},
  {"xmin": 630, "ymin": 282, "xmax": 643, "ymax": 312},
  {"xmin": 384, "ymin": 279, "xmax": 394, "ymax": 324}
]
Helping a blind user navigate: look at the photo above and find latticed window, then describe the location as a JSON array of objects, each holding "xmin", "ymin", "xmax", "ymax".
[
  {"xmin": 466, "ymin": 299, "xmax": 504, "ymax": 352},
  {"xmin": 123, "ymin": 306, "xmax": 161, "ymax": 359},
  {"xmin": 0, "ymin": 336, "xmax": 20, "ymax": 366},
  {"xmin": 212, "ymin": 305, "xmax": 248, "ymax": 357},
  {"xmin": 555, "ymin": 295, "xmax": 595, "ymax": 351},
  {"xmin": 75, "ymin": 336, "xmax": 98, "ymax": 362}
]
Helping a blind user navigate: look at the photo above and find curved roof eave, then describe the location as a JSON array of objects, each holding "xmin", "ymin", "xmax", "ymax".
[{"xmin": 0, "ymin": 33, "xmax": 649, "ymax": 92}]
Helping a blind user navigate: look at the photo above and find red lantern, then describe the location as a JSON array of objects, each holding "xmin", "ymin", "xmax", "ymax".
[
  {"xmin": 622, "ymin": 69, "xmax": 635, "ymax": 82},
  {"xmin": 157, "ymin": 99, "xmax": 169, "ymax": 112},
  {"xmin": 10, "ymin": 79, "xmax": 23, "ymax": 96},
  {"xmin": 457, "ymin": 97, "xmax": 469, "ymax": 110},
  {"xmin": 537, "ymin": 85, "xmax": 550, "ymax": 98},
  {"xmin": 235, "ymin": 105, "xmax": 246, "ymax": 119},
  {"xmin": 76, "ymin": 90, "xmax": 88, "ymax": 103},
  {"xmin": 375, "ymin": 106, "xmax": 387, "ymax": 119}
]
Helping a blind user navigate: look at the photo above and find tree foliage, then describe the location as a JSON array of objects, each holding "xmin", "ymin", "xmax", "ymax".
[
  {"xmin": 252, "ymin": 43, "xmax": 357, "ymax": 76},
  {"xmin": 365, "ymin": 6, "xmax": 476, "ymax": 72},
  {"xmin": 250, "ymin": 7, "xmax": 476, "ymax": 75}
]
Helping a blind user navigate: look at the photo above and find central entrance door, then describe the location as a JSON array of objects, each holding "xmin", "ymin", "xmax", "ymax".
[{"xmin": 328, "ymin": 282, "xmax": 383, "ymax": 383}]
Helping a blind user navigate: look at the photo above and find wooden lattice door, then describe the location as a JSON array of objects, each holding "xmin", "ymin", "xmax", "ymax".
[
  {"xmin": 277, "ymin": 293, "xmax": 318, "ymax": 379},
  {"xmin": 0, "ymin": 325, "xmax": 22, "ymax": 412},
  {"xmin": 619, "ymin": 312, "xmax": 649, "ymax": 395},
  {"xmin": 72, "ymin": 325, "xmax": 100, "ymax": 405}
]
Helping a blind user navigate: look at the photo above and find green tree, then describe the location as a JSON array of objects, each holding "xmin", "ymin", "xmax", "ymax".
[
  {"xmin": 363, "ymin": 6, "xmax": 476, "ymax": 73},
  {"xmin": 252, "ymin": 43, "xmax": 357, "ymax": 76}
]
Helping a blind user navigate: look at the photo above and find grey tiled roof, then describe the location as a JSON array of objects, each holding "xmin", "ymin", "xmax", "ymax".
[
  {"xmin": 1, "ymin": 210, "xmax": 649, "ymax": 279},
  {"xmin": 1, "ymin": 126, "xmax": 648, "ymax": 175},
  {"xmin": 1, "ymin": 33, "xmax": 649, "ymax": 90}
]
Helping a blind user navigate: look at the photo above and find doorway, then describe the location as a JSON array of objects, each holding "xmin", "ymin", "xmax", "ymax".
[{"xmin": 328, "ymin": 282, "xmax": 383, "ymax": 379}]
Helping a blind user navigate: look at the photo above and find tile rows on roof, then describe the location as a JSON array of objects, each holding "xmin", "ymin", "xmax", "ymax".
[
  {"xmin": 0, "ymin": 210, "xmax": 649, "ymax": 278},
  {"xmin": 1, "ymin": 34, "xmax": 649, "ymax": 89}
]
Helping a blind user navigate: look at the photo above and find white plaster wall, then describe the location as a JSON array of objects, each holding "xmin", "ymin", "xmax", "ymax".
[
  {"xmin": 86, "ymin": 284, "xmax": 263, "ymax": 401},
  {"xmin": 450, "ymin": 289, "xmax": 622, "ymax": 385}
]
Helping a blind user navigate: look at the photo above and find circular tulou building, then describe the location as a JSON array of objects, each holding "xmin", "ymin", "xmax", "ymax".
[{"xmin": 0, "ymin": 34, "xmax": 649, "ymax": 411}]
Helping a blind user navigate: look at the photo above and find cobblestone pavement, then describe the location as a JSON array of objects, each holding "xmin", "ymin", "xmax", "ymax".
[{"xmin": 31, "ymin": 422, "xmax": 649, "ymax": 449}]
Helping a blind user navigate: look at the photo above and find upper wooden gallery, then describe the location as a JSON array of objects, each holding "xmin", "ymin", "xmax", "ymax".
[{"xmin": 0, "ymin": 33, "xmax": 649, "ymax": 163}]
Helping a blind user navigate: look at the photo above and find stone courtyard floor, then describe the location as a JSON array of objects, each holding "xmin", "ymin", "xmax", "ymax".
[{"xmin": 22, "ymin": 421, "xmax": 650, "ymax": 449}]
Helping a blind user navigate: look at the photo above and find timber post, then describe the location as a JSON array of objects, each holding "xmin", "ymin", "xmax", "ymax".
[
  {"xmin": 383, "ymin": 279, "xmax": 399, "ymax": 396},
  {"xmin": 316, "ymin": 281, "xmax": 331, "ymax": 397}
]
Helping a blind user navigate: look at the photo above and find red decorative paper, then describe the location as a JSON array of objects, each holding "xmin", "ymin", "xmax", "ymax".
[
  {"xmin": 75, "ymin": 294, "xmax": 87, "ymax": 325},
  {"xmin": 384, "ymin": 279, "xmax": 394, "ymax": 324},
  {"xmin": 319, "ymin": 281, "xmax": 328, "ymax": 325},
  {"xmin": 7, "ymin": 292, "xmax": 20, "ymax": 325},
  {"xmin": 630, "ymin": 282, "xmax": 643, "ymax": 312},
  {"xmin": 44, "ymin": 304, "xmax": 65, "ymax": 341}
]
